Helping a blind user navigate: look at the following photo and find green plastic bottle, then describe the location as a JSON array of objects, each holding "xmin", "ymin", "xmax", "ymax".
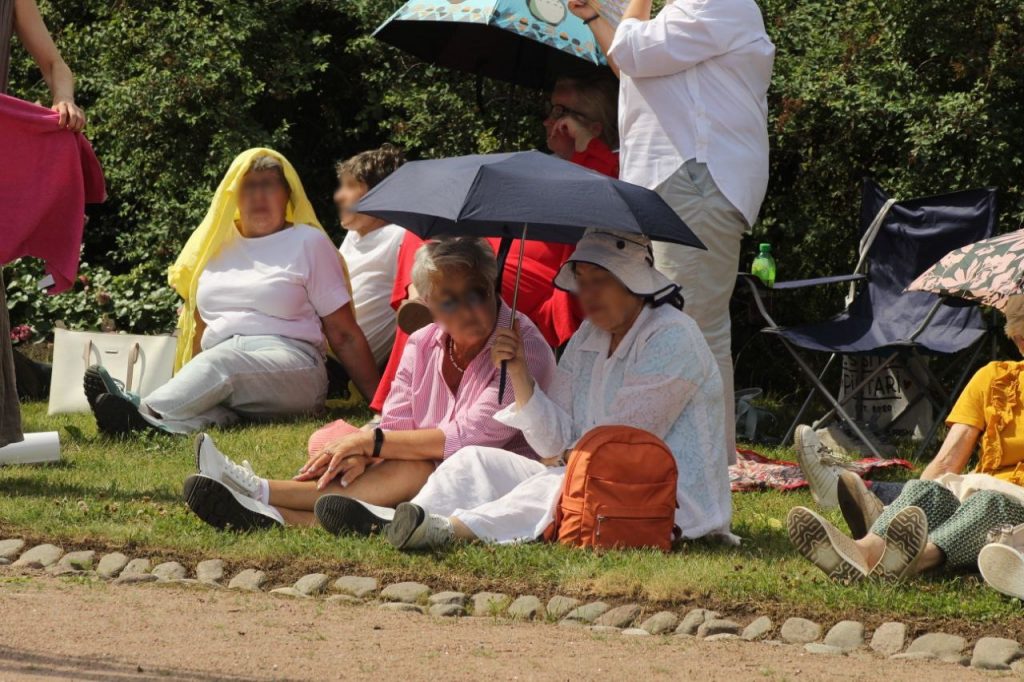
[{"xmin": 751, "ymin": 243, "xmax": 776, "ymax": 288}]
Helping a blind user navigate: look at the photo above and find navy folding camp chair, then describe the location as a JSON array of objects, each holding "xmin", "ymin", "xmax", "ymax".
[{"xmin": 739, "ymin": 179, "xmax": 998, "ymax": 459}]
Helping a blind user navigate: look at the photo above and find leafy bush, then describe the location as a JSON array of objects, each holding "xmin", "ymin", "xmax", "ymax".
[{"xmin": 4, "ymin": 0, "xmax": 1022, "ymax": 397}]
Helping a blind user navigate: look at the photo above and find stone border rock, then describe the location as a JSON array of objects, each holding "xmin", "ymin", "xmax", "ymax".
[{"xmin": 2, "ymin": 536, "xmax": 1021, "ymax": 672}]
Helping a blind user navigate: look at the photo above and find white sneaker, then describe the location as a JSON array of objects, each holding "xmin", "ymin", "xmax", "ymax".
[
  {"xmin": 194, "ymin": 433, "xmax": 262, "ymax": 500},
  {"xmin": 979, "ymin": 542, "xmax": 1024, "ymax": 600},
  {"xmin": 987, "ymin": 522, "xmax": 1024, "ymax": 551},
  {"xmin": 794, "ymin": 424, "xmax": 849, "ymax": 509},
  {"xmin": 386, "ymin": 503, "xmax": 454, "ymax": 551}
]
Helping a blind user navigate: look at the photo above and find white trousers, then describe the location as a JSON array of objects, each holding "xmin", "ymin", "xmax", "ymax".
[
  {"xmin": 411, "ymin": 446, "xmax": 563, "ymax": 544},
  {"xmin": 653, "ymin": 160, "xmax": 748, "ymax": 462}
]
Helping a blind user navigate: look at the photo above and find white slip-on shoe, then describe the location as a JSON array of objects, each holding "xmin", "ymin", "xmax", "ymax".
[
  {"xmin": 871, "ymin": 506, "xmax": 928, "ymax": 581},
  {"xmin": 386, "ymin": 503, "xmax": 455, "ymax": 551},
  {"xmin": 194, "ymin": 433, "xmax": 261, "ymax": 500},
  {"xmin": 794, "ymin": 424, "xmax": 847, "ymax": 509},
  {"xmin": 979, "ymin": 542, "xmax": 1024, "ymax": 600},
  {"xmin": 986, "ymin": 522, "xmax": 1024, "ymax": 551},
  {"xmin": 786, "ymin": 506, "xmax": 869, "ymax": 583},
  {"xmin": 837, "ymin": 470, "xmax": 886, "ymax": 540},
  {"xmin": 183, "ymin": 474, "xmax": 283, "ymax": 532}
]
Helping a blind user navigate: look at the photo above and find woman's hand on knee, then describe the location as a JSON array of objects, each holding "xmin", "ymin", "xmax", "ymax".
[
  {"xmin": 295, "ymin": 432, "xmax": 371, "ymax": 482},
  {"xmin": 315, "ymin": 454, "xmax": 370, "ymax": 490},
  {"xmin": 337, "ymin": 455, "xmax": 371, "ymax": 488}
]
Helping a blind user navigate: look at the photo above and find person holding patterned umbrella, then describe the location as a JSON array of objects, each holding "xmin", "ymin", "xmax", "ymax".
[{"xmin": 787, "ymin": 233, "xmax": 1024, "ymax": 588}]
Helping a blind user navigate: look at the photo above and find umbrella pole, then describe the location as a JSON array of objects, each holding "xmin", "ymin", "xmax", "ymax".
[{"xmin": 499, "ymin": 224, "xmax": 528, "ymax": 402}]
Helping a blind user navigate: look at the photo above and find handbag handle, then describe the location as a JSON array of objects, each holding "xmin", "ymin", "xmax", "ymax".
[
  {"xmin": 124, "ymin": 343, "xmax": 141, "ymax": 393},
  {"xmin": 81, "ymin": 340, "xmax": 141, "ymax": 392},
  {"xmin": 82, "ymin": 340, "xmax": 95, "ymax": 368}
]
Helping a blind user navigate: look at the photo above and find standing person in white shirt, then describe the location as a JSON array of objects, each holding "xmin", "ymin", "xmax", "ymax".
[
  {"xmin": 570, "ymin": 0, "xmax": 775, "ymax": 460},
  {"xmin": 335, "ymin": 145, "xmax": 407, "ymax": 367}
]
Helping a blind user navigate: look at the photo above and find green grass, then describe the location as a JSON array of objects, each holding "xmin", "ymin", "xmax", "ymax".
[{"xmin": 3, "ymin": 402, "xmax": 1022, "ymax": 634}]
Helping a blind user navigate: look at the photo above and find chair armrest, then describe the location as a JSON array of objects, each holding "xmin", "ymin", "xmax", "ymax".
[
  {"xmin": 735, "ymin": 273, "xmax": 867, "ymax": 330},
  {"xmin": 737, "ymin": 272, "xmax": 864, "ymax": 290}
]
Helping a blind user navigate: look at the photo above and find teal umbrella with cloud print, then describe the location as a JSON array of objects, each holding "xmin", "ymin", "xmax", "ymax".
[{"xmin": 374, "ymin": 0, "xmax": 612, "ymax": 89}]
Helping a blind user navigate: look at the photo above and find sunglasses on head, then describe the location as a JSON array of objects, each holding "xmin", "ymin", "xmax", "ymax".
[{"xmin": 434, "ymin": 287, "xmax": 491, "ymax": 315}]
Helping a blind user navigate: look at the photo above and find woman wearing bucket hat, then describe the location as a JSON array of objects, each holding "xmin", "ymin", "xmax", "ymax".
[{"xmin": 320, "ymin": 229, "xmax": 734, "ymax": 550}]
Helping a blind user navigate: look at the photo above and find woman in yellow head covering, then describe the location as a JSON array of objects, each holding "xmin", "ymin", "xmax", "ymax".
[{"xmin": 84, "ymin": 149, "xmax": 379, "ymax": 435}]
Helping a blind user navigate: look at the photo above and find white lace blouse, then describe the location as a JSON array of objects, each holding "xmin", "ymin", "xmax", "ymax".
[{"xmin": 495, "ymin": 304, "xmax": 734, "ymax": 540}]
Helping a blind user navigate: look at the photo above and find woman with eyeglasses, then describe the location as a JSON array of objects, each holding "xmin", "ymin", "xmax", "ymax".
[
  {"xmin": 542, "ymin": 75, "xmax": 619, "ymax": 178},
  {"xmin": 363, "ymin": 76, "xmax": 620, "ymax": 424},
  {"xmin": 182, "ymin": 237, "xmax": 557, "ymax": 532}
]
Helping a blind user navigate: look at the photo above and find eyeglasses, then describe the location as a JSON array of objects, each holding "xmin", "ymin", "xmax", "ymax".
[
  {"xmin": 433, "ymin": 287, "xmax": 491, "ymax": 315},
  {"xmin": 543, "ymin": 102, "xmax": 591, "ymax": 122},
  {"xmin": 240, "ymin": 179, "xmax": 286, "ymax": 196}
]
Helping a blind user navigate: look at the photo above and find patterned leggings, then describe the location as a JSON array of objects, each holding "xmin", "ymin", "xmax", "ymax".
[{"xmin": 870, "ymin": 479, "xmax": 1024, "ymax": 569}]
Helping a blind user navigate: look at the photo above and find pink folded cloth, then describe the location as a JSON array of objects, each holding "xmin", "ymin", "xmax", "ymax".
[
  {"xmin": 0, "ymin": 93, "xmax": 106, "ymax": 293},
  {"xmin": 307, "ymin": 419, "xmax": 360, "ymax": 458}
]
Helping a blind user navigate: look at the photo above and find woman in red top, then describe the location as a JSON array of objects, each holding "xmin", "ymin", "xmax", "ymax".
[{"xmin": 368, "ymin": 75, "xmax": 620, "ymax": 415}]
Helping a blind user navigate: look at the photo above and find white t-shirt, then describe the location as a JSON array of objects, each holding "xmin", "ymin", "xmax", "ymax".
[
  {"xmin": 339, "ymin": 224, "xmax": 404, "ymax": 365},
  {"xmin": 197, "ymin": 224, "xmax": 352, "ymax": 352}
]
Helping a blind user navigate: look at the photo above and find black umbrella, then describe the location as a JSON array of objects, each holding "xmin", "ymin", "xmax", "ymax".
[
  {"xmin": 357, "ymin": 150, "xmax": 704, "ymax": 246},
  {"xmin": 355, "ymin": 150, "xmax": 705, "ymax": 398}
]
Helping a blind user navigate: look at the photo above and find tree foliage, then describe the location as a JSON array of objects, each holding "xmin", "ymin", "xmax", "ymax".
[{"xmin": 6, "ymin": 0, "xmax": 1023, "ymax": 355}]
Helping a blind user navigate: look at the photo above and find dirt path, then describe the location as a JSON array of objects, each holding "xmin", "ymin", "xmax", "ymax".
[{"xmin": 0, "ymin": 578, "xmax": 1006, "ymax": 681}]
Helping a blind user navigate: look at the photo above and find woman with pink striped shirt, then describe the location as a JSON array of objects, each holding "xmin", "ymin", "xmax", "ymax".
[{"xmin": 182, "ymin": 238, "xmax": 556, "ymax": 532}]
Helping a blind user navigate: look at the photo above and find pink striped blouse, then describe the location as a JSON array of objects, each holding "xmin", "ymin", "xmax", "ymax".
[{"xmin": 380, "ymin": 302, "xmax": 556, "ymax": 458}]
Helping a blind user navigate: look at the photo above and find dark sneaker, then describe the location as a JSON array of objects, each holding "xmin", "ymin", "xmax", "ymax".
[
  {"xmin": 93, "ymin": 393, "xmax": 160, "ymax": 436},
  {"xmin": 183, "ymin": 475, "xmax": 283, "ymax": 532},
  {"xmin": 386, "ymin": 502, "xmax": 454, "ymax": 551},
  {"xmin": 84, "ymin": 365, "xmax": 139, "ymax": 410},
  {"xmin": 314, "ymin": 495, "xmax": 393, "ymax": 536}
]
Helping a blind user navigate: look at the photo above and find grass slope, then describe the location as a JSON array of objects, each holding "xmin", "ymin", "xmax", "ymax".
[{"xmin": 2, "ymin": 402, "xmax": 1021, "ymax": 636}]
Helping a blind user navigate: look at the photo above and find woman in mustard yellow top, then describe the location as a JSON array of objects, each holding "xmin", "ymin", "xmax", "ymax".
[{"xmin": 786, "ymin": 298, "xmax": 1024, "ymax": 583}]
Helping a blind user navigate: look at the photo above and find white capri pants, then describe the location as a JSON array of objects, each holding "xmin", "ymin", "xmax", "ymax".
[{"xmin": 411, "ymin": 446, "xmax": 564, "ymax": 544}]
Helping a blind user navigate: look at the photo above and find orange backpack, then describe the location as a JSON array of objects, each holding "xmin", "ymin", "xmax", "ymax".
[{"xmin": 543, "ymin": 425, "xmax": 679, "ymax": 552}]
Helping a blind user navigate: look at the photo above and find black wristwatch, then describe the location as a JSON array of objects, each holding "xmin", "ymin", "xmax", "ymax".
[
  {"xmin": 372, "ymin": 427, "xmax": 385, "ymax": 458},
  {"xmin": 583, "ymin": 13, "xmax": 599, "ymax": 25}
]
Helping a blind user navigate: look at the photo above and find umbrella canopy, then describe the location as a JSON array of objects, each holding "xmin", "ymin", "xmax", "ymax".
[
  {"xmin": 908, "ymin": 229, "xmax": 1024, "ymax": 311},
  {"xmin": 355, "ymin": 150, "xmax": 705, "ymax": 249},
  {"xmin": 375, "ymin": 0, "xmax": 610, "ymax": 89}
]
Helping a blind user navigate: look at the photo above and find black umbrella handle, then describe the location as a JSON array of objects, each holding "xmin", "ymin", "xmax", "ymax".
[
  {"xmin": 498, "ymin": 226, "xmax": 528, "ymax": 403},
  {"xmin": 499, "ymin": 359, "xmax": 509, "ymax": 403}
]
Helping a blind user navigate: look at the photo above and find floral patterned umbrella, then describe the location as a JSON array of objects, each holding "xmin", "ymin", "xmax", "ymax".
[{"xmin": 907, "ymin": 229, "xmax": 1024, "ymax": 310}]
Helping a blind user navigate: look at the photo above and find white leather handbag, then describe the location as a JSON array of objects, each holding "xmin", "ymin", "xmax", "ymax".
[{"xmin": 48, "ymin": 328, "xmax": 177, "ymax": 415}]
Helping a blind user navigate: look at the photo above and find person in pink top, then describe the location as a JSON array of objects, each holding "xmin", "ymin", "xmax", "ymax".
[{"xmin": 182, "ymin": 237, "xmax": 557, "ymax": 533}]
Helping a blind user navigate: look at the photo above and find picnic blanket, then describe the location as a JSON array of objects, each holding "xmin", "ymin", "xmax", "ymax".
[{"xmin": 730, "ymin": 448, "xmax": 912, "ymax": 493}]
